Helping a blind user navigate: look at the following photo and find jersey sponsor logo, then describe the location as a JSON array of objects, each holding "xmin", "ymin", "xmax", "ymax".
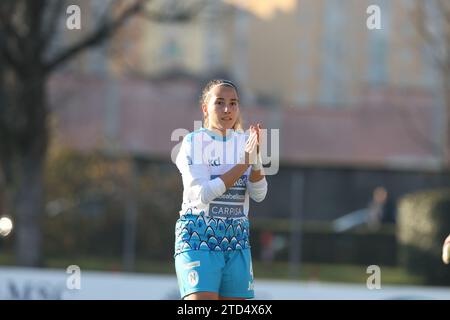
[
  {"xmin": 209, "ymin": 204, "xmax": 245, "ymax": 218},
  {"xmin": 233, "ymin": 176, "xmax": 247, "ymax": 188},
  {"xmin": 184, "ymin": 261, "xmax": 200, "ymax": 269},
  {"xmin": 211, "ymin": 174, "xmax": 247, "ymax": 188},
  {"xmin": 214, "ymin": 188, "xmax": 246, "ymax": 203},
  {"xmin": 208, "ymin": 157, "xmax": 221, "ymax": 166}
]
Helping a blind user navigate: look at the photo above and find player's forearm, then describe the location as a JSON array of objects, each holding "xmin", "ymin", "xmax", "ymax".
[
  {"xmin": 249, "ymin": 168, "xmax": 264, "ymax": 182},
  {"xmin": 219, "ymin": 163, "xmax": 250, "ymax": 189}
]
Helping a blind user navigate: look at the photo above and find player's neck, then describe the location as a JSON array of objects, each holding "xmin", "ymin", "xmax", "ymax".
[{"xmin": 208, "ymin": 126, "xmax": 231, "ymax": 137}]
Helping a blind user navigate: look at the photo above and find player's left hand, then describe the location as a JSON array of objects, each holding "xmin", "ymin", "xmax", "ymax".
[{"xmin": 254, "ymin": 123, "xmax": 262, "ymax": 153}]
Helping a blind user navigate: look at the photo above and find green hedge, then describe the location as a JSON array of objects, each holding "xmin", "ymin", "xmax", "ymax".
[
  {"xmin": 397, "ymin": 189, "xmax": 450, "ymax": 285},
  {"xmin": 250, "ymin": 219, "xmax": 397, "ymax": 266},
  {"xmin": 42, "ymin": 149, "xmax": 180, "ymax": 263}
]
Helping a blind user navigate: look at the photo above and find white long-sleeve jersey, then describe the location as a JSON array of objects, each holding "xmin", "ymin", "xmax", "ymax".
[{"xmin": 175, "ymin": 128, "xmax": 268, "ymax": 219}]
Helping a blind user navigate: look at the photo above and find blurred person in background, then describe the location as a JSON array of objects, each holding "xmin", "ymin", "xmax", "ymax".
[
  {"xmin": 174, "ymin": 79, "xmax": 268, "ymax": 300},
  {"xmin": 260, "ymin": 230, "xmax": 275, "ymax": 266},
  {"xmin": 367, "ymin": 186, "xmax": 388, "ymax": 231}
]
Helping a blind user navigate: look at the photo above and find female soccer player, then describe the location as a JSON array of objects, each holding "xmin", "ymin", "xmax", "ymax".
[{"xmin": 174, "ymin": 79, "xmax": 268, "ymax": 300}]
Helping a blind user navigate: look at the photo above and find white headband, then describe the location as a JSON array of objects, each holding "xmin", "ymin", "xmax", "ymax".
[{"xmin": 209, "ymin": 82, "xmax": 236, "ymax": 92}]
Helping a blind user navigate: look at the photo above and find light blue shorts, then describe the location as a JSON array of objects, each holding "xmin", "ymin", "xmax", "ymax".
[{"xmin": 174, "ymin": 248, "xmax": 254, "ymax": 299}]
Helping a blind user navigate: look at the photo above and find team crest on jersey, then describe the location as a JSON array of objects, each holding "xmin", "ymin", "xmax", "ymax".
[{"xmin": 187, "ymin": 270, "xmax": 199, "ymax": 287}]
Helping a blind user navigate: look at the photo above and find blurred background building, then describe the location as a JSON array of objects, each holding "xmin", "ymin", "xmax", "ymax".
[
  {"xmin": 50, "ymin": 0, "xmax": 450, "ymax": 221},
  {"xmin": 1, "ymin": 0, "xmax": 450, "ymax": 291}
]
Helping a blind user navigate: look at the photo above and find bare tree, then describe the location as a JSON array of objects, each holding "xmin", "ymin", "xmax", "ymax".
[
  {"xmin": 411, "ymin": 0, "xmax": 450, "ymax": 168},
  {"xmin": 0, "ymin": 0, "xmax": 205, "ymax": 266}
]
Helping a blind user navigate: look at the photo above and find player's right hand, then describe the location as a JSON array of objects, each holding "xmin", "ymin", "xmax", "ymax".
[{"xmin": 244, "ymin": 126, "xmax": 259, "ymax": 164}]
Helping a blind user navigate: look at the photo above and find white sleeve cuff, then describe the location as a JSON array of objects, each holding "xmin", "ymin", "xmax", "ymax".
[
  {"xmin": 247, "ymin": 177, "xmax": 268, "ymax": 202},
  {"xmin": 200, "ymin": 177, "xmax": 226, "ymax": 205}
]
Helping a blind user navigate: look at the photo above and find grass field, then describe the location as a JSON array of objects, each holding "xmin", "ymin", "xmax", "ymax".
[{"xmin": 0, "ymin": 254, "xmax": 424, "ymax": 286}]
